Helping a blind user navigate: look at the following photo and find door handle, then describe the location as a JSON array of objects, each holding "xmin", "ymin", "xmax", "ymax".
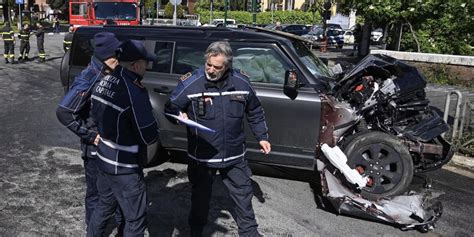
[{"xmin": 154, "ymin": 87, "xmax": 172, "ymax": 94}]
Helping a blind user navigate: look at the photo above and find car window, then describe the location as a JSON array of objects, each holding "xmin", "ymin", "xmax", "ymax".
[
  {"xmin": 151, "ymin": 41, "xmax": 174, "ymax": 73},
  {"xmin": 172, "ymin": 41, "xmax": 208, "ymax": 74},
  {"xmin": 231, "ymin": 45, "xmax": 289, "ymax": 85},
  {"xmin": 71, "ymin": 33, "xmax": 144, "ymax": 67},
  {"xmin": 71, "ymin": 3, "xmax": 87, "ymax": 15},
  {"xmin": 291, "ymin": 40, "xmax": 332, "ymax": 78}
]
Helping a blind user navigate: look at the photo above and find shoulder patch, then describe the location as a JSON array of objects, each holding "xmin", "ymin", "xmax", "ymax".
[
  {"xmin": 239, "ymin": 69, "xmax": 249, "ymax": 78},
  {"xmin": 180, "ymin": 72, "xmax": 192, "ymax": 81}
]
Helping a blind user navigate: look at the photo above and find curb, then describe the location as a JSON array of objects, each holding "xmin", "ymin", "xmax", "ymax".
[
  {"xmin": 443, "ymin": 154, "xmax": 474, "ymax": 178},
  {"xmin": 449, "ymin": 154, "xmax": 474, "ymax": 170}
]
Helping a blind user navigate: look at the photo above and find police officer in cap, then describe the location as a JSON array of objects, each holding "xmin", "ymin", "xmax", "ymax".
[
  {"xmin": 88, "ymin": 39, "xmax": 159, "ymax": 236},
  {"xmin": 56, "ymin": 32, "xmax": 123, "ymax": 230},
  {"xmin": 165, "ymin": 41, "xmax": 271, "ymax": 237}
]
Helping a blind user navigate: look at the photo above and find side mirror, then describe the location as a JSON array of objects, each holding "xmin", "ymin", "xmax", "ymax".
[{"xmin": 283, "ymin": 69, "xmax": 299, "ymax": 100}]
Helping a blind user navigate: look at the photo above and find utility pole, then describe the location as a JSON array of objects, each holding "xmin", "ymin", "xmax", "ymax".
[
  {"xmin": 252, "ymin": 0, "xmax": 256, "ymax": 25},
  {"xmin": 224, "ymin": 0, "xmax": 228, "ymax": 27},
  {"xmin": 210, "ymin": 0, "xmax": 213, "ymax": 25},
  {"xmin": 16, "ymin": 0, "xmax": 23, "ymax": 29}
]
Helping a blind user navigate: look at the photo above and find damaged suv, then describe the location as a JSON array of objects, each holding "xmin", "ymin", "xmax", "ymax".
[{"xmin": 62, "ymin": 25, "xmax": 453, "ymax": 201}]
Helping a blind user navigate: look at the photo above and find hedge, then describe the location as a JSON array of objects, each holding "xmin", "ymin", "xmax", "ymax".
[{"xmin": 196, "ymin": 10, "xmax": 322, "ymax": 25}]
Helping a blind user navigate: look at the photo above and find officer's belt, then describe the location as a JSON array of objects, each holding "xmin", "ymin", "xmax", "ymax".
[
  {"xmin": 188, "ymin": 151, "xmax": 246, "ymax": 163},
  {"xmin": 187, "ymin": 91, "xmax": 249, "ymax": 99},
  {"xmin": 100, "ymin": 138, "xmax": 139, "ymax": 153}
]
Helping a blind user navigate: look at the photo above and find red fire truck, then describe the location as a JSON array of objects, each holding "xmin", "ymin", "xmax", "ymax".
[{"xmin": 69, "ymin": 0, "xmax": 140, "ymax": 28}]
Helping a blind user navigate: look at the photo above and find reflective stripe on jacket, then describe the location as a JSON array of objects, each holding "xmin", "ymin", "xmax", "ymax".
[{"xmin": 91, "ymin": 65, "xmax": 159, "ymax": 175}]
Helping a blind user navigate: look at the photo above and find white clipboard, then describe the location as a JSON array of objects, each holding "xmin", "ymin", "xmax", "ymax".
[{"xmin": 165, "ymin": 113, "xmax": 216, "ymax": 133}]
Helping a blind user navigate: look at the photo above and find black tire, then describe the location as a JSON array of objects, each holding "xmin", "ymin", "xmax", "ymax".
[
  {"xmin": 343, "ymin": 131, "xmax": 414, "ymax": 200},
  {"xmin": 145, "ymin": 142, "xmax": 171, "ymax": 168},
  {"xmin": 60, "ymin": 50, "xmax": 71, "ymax": 93}
]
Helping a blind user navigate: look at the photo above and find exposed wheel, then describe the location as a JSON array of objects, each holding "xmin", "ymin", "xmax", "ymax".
[{"xmin": 343, "ymin": 131, "xmax": 414, "ymax": 200}]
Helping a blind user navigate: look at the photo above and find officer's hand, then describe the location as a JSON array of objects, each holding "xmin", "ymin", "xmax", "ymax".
[
  {"xmin": 94, "ymin": 134, "xmax": 101, "ymax": 146},
  {"xmin": 259, "ymin": 140, "xmax": 271, "ymax": 154},
  {"xmin": 179, "ymin": 111, "xmax": 188, "ymax": 120}
]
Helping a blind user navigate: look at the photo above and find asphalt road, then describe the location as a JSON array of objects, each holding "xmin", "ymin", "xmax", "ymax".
[{"xmin": 0, "ymin": 33, "xmax": 472, "ymax": 236}]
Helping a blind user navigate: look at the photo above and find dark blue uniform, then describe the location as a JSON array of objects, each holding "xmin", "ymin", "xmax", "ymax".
[
  {"xmin": 88, "ymin": 65, "xmax": 159, "ymax": 236},
  {"xmin": 165, "ymin": 67, "xmax": 268, "ymax": 236},
  {"xmin": 56, "ymin": 56, "xmax": 108, "ymax": 224}
]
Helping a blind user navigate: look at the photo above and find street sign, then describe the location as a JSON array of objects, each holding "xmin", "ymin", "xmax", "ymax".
[
  {"xmin": 15, "ymin": 0, "xmax": 23, "ymax": 4},
  {"xmin": 169, "ymin": 0, "xmax": 182, "ymax": 6}
]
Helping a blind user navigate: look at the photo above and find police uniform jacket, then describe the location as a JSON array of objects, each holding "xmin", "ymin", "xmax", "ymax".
[
  {"xmin": 19, "ymin": 29, "xmax": 30, "ymax": 42},
  {"xmin": 165, "ymin": 68, "xmax": 269, "ymax": 169},
  {"xmin": 56, "ymin": 56, "xmax": 107, "ymax": 158},
  {"xmin": 91, "ymin": 65, "xmax": 159, "ymax": 175},
  {"xmin": 1, "ymin": 25, "xmax": 14, "ymax": 41}
]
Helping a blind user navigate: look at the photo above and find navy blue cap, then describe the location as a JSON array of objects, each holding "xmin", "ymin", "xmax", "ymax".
[
  {"xmin": 93, "ymin": 32, "xmax": 121, "ymax": 61},
  {"xmin": 117, "ymin": 40, "xmax": 157, "ymax": 62}
]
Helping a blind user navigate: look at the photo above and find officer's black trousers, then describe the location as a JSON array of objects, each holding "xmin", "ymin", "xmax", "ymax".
[
  {"xmin": 87, "ymin": 170, "xmax": 146, "ymax": 236},
  {"xmin": 19, "ymin": 41, "xmax": 30, "ymax": 58},
  {"xmin": 188, "ymin": 160, "xmax": 259, "ymax": 237}
]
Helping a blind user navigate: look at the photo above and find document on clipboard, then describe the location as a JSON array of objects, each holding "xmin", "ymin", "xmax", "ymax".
[{"xmin": 164, "ymin": 113, "xmax": 215, "ymax": 133}]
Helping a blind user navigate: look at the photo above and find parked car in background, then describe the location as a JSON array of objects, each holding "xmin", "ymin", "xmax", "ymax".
[
  {"xmin": 268, "ymin": 24, "xmax": 310, "ymax": 36},
  {"xmin": 202, "ymin": 18, "xmax": 238, "ymax": 28},
  {"xmin": 326, "ymin": 23, "xmax": 342, "ymax": 30},
  {"xmin": 302, "ymin": 27, "xmax": 324, "ymax": 42},
  {"xmin": 342, "ymin": 30, "xmax": 354, "ymax": 44},
  {"xmin": 371, "ymin": 28, "xmax": 383, "ymax": 44},
  {"xmin": 327, "ymin": 29, "xmax": 344, "ymax": 48}
]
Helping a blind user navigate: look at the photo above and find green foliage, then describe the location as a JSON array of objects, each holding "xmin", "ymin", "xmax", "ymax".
[
  {"xmin": 164, "ymin": 2, "xmax": 185, "ymax": 18},
  {"xmin": 417, "ymin": 64, "xmax": 471, "ymax": 88},
  {"xmin": 338, "ymin": 0, "xmax": 473, "ymax": 56},
  {"xmin": 196, "ymin": 10, "xmax": 321, "ymax": 25}
]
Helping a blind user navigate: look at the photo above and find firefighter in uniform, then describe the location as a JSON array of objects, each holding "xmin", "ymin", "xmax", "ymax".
[
  {"xmin": 18, "ymin": 23, "xmax": 31, "ymax": 62},
  {"xmin": 88, "ymin": 39, "xmax": 159, "ymax": 236},
  {"xmin": 2, "ymin": 22, "xmax": 16, "ymax": 64},
  {"xmin": 34, "ymin": 22, "xmax": 46, "ymax": 63},
  {"xmin": 63, "ymin": 25, "xmax": 74, "ymax": 52},
  {"xmin": 165, "ymin": 41, "xmax": 271, "ymax": 237},
  {"xmin": 56, "ymin": 32, "xmax": 123, "ymax": 230}
]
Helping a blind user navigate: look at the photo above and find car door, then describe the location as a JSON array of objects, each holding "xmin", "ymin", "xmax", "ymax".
[
  {"xmin": 142, "ymin": 40, "xmax": 211, "ymax": 151},
  {"xmin": 231, "ymin": 43, "xmax": 320, "ymax": 169}
]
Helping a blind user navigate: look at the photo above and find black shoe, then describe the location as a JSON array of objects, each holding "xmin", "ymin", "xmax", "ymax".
[
  {"xmin": 5, "ymin": 59, "xmax": 9, "ymax": 64},
  {"xmin": 24, "ymin": 56, "xmax": 29, "ymax": 61},
  {"xmin": 11, "ymin": 60, "xmax": 17, "ymax": 64}
]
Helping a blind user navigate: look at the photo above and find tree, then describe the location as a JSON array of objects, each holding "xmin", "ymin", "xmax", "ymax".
[
  {"xmin": 164, "ymin": 2, "xmax": 185, "ymax": 18},
  {"xmin": 338, "ymin": 0, "xmax": 473, "ymax": 55}
]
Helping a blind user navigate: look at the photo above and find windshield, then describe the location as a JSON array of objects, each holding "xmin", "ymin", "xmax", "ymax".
[
  {"xmin": 292, "ymin": 41, "xmax": 333, "ymax": 79},
  {"xmin": 94, "ymin": 3, "xmax": 137, "ymax": 21}
]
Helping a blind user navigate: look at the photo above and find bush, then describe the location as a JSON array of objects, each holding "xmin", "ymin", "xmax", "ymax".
[{"xmin": 196, "ymin": 10, "xmax": 321, "ymax": 25}]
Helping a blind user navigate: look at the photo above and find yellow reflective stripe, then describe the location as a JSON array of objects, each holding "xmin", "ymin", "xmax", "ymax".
[
  {"xmin": 3, "ymin": 39, "xmax": 14, "ymax": 41},
  {"xmin": 63, "ymin": 41, "xmax": 72, "ymax": 43}
]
